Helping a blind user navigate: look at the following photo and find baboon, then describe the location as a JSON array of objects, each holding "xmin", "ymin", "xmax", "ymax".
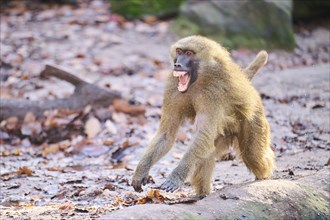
[{"xmin": 132, "ymin": 36, "xmax": 275, "ymax": 195}]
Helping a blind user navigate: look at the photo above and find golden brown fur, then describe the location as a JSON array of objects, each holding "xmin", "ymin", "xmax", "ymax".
[{"xmin": 132, "ymin": 36, "xmax": 275, "ymax": 195}]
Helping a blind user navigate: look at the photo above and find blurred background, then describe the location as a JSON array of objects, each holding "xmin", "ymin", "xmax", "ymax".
[{"xmin": 0, "ymin": 0, "xmax": 329, "ymax": 218}]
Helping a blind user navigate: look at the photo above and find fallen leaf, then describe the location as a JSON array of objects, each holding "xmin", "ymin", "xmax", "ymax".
[
  {"xmin": 47, "ymin": 167, "xmax": 61, "ymax": 172},
  {"xmin": 23, "ymin": 112, "xmax": 36, "ymax": 123},
  {"xmin": 103, "ymin": 184, "xmax": 116, "ymax": 191},
  {"xmin": 122, "ymin": 138, "xmax": 140, "ymax": 148},
  {"xmin": 105, "ymin": 120, "xmax": 117, "ymax": 134},
  {"xmin": 12, "ymin": 149, "xmax": 21, "ymax": 156},
  {"xmin": 42, "ymin": 143, "xmax": 60, "ymax": 157},
  {"xmin": 72, "ymin": 189, "xmax": 85, "ymax": 197},
  {"xmin": 146, "ymin": 189, "xmax": 165, "ymax": 204},
  {"xmin": 58, "ymin": 140, "xmax": 71, "ymax": 150},
  {"xmin": 84, "ymin": 117, "xmax": 101, "ymax": 139},
  {"xmin": 21, "ymin": 121, "xmax": 42, "ymax": 136},
  {"xmin": 113, "ymin": 99, "xmax": 146, "ymax": 116},
  {"xmin": 103, "ymin": 139, "xmax": 115, "ymax": 146},
  {"xmin": 144, "ymin": 15, "xmax": 158, "ymax": 25},
  {"xmin": 1, "ymin": 150, "xmax": 10, "ymax": 156},
  {"xmin": 5, "ymin": 117, "xmax": 19, "ymax": 130},
  {"xmin": 136, "ymin": 197, "xmax": 148, "ymax": 205},
  {"xmin": 109, "ymin": 14, "xmax": 126, "ymax": 27},
  {"xmin": 59, "ymin": 202, "xmax": 73, "ymax": 210},
  {"xmin": 16, "ymin": 166, "xmax": 33, "ymax": 176},
  {"xmin": 0, "ymin": 87, "xmax": 14, "ymax": 99}
]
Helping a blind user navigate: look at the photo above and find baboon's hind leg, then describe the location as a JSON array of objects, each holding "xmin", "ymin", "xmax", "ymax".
[
  {"xmin": 190, "ymin": 156, "xmax": 215, "ymax": 196},
  {"xmin": 238, "ymin": 120, "xmax": 275, "ymax": 179}
]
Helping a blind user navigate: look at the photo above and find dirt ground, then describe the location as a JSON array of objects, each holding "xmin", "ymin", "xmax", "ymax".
[{"xmin": 0, "ymin": 1, "xmax": 329, "ymax": 219}]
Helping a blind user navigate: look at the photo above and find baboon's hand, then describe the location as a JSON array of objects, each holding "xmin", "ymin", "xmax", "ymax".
[
  {"xmin": 160, "ymin": 178, "xmax": 182, "ymax": 192},
  {"xmin": 132, "ymin": 172, "xmax": 149, "ymax": 192}
]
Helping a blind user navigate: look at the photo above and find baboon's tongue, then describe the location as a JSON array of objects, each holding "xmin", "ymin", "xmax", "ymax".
[
  {"xmin": 178, "ymin": 73, "xmax": 189, "ymax": 92},
  {"xmin": 179, "ymin": 73, "xmax": 189, "ymax": 85},
  {"xmin": 173, "ymin": 71, "xmax": 190, "ymax": 92}
]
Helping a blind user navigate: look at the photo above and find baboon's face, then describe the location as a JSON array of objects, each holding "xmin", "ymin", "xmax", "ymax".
[{"xmin": 172, "ymin": 48, "xmax": 199, "ymax": 93}]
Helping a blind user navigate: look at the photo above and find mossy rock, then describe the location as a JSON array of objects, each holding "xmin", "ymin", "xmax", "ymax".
[
  {"xmin": 171, "ymin": 0, "xmax": 295, "ymax": 50},
  {"xmin": 101, "ymin": 170, "xmax": 330, "ymax": 219},
  {"xmin": 109, "ymin": 0, "xmax": 185, "ymax": 20}
]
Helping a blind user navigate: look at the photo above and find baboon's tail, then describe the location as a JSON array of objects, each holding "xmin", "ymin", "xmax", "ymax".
[{"xmin": 244, "ymin": 50, "xmax": 268, "ymax": 80}]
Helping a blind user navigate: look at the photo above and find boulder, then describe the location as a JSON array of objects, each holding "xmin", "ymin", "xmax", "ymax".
[
  {"xmin": 171, "ymin": 0, "xmax": 295, "ymax": 50},
  {"xmin": 100, "ymin": 169, "xmax": 329, "ymax": 219}
]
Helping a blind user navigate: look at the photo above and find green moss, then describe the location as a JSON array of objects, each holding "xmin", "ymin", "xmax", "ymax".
[
  {"xmin": 109, "ymin": 0, "xmax": 185, "ymax": 19},
  {"xmin": 170, "ymin": 0, "xmax": 295, "ymax": 50},
  {"xmin": 169, "ymin": 16, "xmax": 201, "ymax": 37},
  {"xmin": 170, "ymin": 18, "xmax": 292, "ymax": 50},
  {"xmin": 298, "ymin": 186, "xmax": 329, "ymax": 219},
  {"xmin": 184, "ymin": 213, "xmax": 204, "ymax": 220}
]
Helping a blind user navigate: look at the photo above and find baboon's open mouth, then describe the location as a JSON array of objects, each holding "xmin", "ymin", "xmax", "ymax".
[{"xmin": 173, "ymin": 71, "xmax": 191, "ymax": 92}]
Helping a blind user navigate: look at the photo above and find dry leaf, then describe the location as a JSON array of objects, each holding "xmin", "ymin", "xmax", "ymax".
[
  {"xmin": 105, "ymin": 120, "xmax": 117, "ymax": 134},
  {"xmin": 5, "ymin": 117, "xmax": 19, "ymax": 130},
  {"xmin": 0, "ymin": 87, "xmax": 14, "ymax": 99},
  {"xmin": 136, "ymin": 189, "xmax": 166, "ymax": 204},
  {"xmin": 135, "ymin": 197, "xmax": 147, "ymax": 204},
  {"xmin": 103, "ymin": 139, "xmax": 114, "ymax": 146},
  {"xmin": 113, "ymin": 192, "xmax": 146, "ymax": 206},
  {"xmin": 113, "ymin": 100, "xmax": 146, "ymax": 116},
  {"xmin": 1, "ymin": 150, "xmax": 10, "ymax": 156},
  {"xmin": 42, "ymin": 143, "xmax": 60, "ymax": 157},
  {"xmin": 58, "ymin": 140, "xmax": 71, "ymax": 150},
  {"xmin": 109, "ymin": 14, "xmax": 126, "ymax": 27},
  {"xmin": 122, "ymin": 138, "xmax": 140, "ymax": 148},
  {"xmin": 47, "ymin": 167, "xmax": 61, "ymax": 172},
  {"xmin": 21, "ymin": 121, "xmax": 42, "ymax": 136},
  {"xmin": 23, "ymin": 112, "xmax": 36, "ymax": 123},
  {"xmin": 144, "ymin": 15, "xmax": 157, "ymax": 25},
  {"xmin": 12, "ymin": 149, "xmax": 21, "ymax": 156},
  {"xmin": 16, "ymin": 166, "xmax": 33, "ymax": 176},
  {"xmin": 84, "ymin": 117, "xmax": 101, "ymax": 139},
  {"xmin": 103, "ymin": 184, "xmax": 115, "ymax": 191},
  {"xmin": 59, "ymin": 202, "xmax": 73, "ymax": 210}
]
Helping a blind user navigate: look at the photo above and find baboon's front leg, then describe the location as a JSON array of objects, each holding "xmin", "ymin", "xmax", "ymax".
[
  {"xmin": 132, "ymin": 114, "xmax": 183, "ymax": 192},
  {"xmin": 160, "ymin": 113, "xmax": 217, "ymax": 192}
]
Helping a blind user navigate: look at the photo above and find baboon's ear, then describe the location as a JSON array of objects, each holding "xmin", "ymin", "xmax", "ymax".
[{"xmin": 244, "ymin": 50, "xmax": 268, "ymax": 80}]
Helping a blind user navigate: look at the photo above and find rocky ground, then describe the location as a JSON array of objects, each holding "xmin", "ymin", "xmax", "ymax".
[{"xmin": 0, "ymin": 1, "xmax": 329, "ymax": 219}]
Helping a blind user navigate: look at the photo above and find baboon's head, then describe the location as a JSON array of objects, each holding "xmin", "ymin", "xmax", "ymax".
[{"xmin": 170, "ymin": 35, "xmax": 229, "ymax": 93}]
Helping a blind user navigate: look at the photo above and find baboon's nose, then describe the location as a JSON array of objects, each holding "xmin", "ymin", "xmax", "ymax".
[{"xmin": 174, "ymin": 63, "xmax": 182, "ymax": 68}]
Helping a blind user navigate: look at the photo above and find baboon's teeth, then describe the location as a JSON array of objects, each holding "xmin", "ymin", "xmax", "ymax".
[{"xmin": 173, "ymin": 71, "xmax": 187, "ymax": 77}]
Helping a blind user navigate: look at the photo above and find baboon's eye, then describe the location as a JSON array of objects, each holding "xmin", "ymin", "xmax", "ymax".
[
  {"xmin": 185, "ymin": 50, "xmax": 193, "ymax": 56},
  {"xmin": 176, "ymin": 48, "xmax": 183, "ymax": 55}
]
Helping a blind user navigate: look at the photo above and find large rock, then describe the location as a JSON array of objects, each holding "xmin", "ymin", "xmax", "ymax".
[
  {"xmin": 100, "ymin": 169, "xmax": 329, "ymax": 219},
  {"xmin": 171, "ymin": 0, "xmax": 295, "ymax": 50}
]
